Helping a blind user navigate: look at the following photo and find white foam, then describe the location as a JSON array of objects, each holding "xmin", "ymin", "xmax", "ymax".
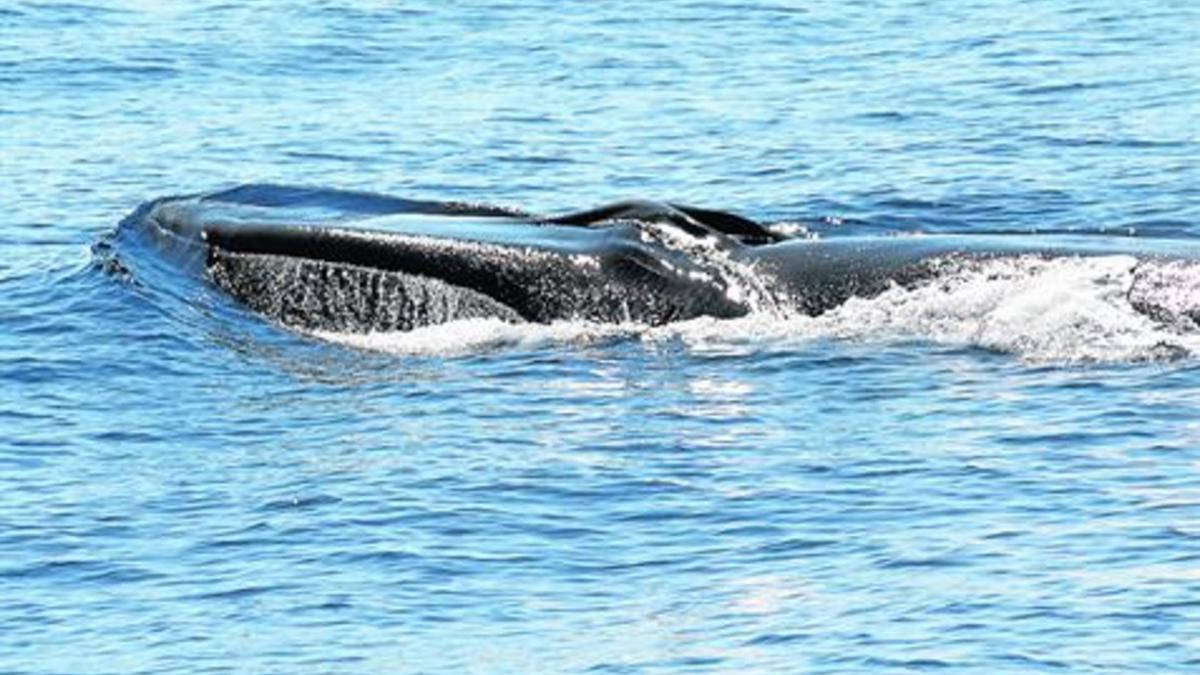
[
  {"xmin": 311, "ymin": 318, "xmax": 641, "ymax": 356},
  {"xmin": 661, "ymin": 255, "xmax": 1200, "ymax": 363},
  {"xmin": 804, "ymin": 255, "xmax": 1198, "ymax": 362},
  {"xmin": 766, "ymin": 221, "xmax": 819, "ymax": 239},
  {"xmin": 313, "ymin": 256, "xmax": 1200, "ymax": 363}
]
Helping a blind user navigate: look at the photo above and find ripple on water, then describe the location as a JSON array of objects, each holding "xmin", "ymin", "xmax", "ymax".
[{"xmin": 3, "ymin": 0, "xmax": 1200, "ymax": 672}]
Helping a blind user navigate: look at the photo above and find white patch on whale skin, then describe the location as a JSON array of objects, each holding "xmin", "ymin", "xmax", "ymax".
[{"xmin": 568, "ymin": 253, "xmax": 602, "ymax": 271}]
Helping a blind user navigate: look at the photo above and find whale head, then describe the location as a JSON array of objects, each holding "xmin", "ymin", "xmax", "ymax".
[{"xmin": 128, "ymin": 185, "xmax": 760, "ymax": 333}]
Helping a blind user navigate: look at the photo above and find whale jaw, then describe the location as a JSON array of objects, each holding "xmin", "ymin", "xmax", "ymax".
[
  {"xmin": 203, "ymin": 237, "xmax": 750, "ymax": 333},
  {"xmin": 207, "ymin": 248, "xmax": 527, "ymax": 333}
]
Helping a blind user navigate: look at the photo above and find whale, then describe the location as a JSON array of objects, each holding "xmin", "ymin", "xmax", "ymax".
[{"xmin": 121, "ymin": 184, "xmax": 1200, "ymax": 333}]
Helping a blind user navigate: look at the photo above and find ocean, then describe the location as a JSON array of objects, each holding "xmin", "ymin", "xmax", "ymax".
[{"xmin": 3, "ymin": 0, "xmax": 1200, "ymax": 671}]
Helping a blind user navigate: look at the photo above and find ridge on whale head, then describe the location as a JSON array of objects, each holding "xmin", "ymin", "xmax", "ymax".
[
  {"xmin": 197, "ymin": 184, "xmax": 784, "ymax": 243},
  {"xmin": 543, "ymin": 198, "xmax": 784, "ymax": 244},
  {"xmin": 121, "ymin": 183, "xmax": 1200, "ymax": 335}
]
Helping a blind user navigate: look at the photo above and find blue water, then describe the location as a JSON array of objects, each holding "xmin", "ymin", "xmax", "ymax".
[{"xmin": 5, "ymin": 1, "xmax": 1200, "ymax": 672}]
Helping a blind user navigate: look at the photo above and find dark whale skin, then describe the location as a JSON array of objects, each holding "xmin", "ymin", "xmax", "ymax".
[{"xmin": 123, "ymin": 184, "xmax": 1200, "ymax": 333}]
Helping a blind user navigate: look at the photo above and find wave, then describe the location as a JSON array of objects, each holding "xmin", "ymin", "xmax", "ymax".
[{"xmin": 312, "ymin": 255, "xmax": 1200, "ymax": 363}]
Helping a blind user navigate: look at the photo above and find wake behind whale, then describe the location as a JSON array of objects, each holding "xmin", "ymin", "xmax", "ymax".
[{"xmin": 109, "ymin": 184, "xmax": 1200, "ymax": 361}]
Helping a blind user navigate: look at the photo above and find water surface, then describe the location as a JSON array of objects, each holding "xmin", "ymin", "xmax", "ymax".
[{"xmin": 4, "ymin": 1, "xmax": 1200, "ymax": 672}]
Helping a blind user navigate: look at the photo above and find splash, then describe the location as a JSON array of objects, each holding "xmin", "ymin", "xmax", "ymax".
[
  {"xmin": 800, "ymin": 255, "xmax": 1200, "ymax": 362},
  {"xmin": 311, "ymin": 318, "xmax": 641, "ymax": 356},
  {"xmin": 632, "ymin": 217, "xmax": 793, "ymax": 317},
  {"xmin": 316, "ymin": 255, "xmax": 1200, "ymax": 363}
]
